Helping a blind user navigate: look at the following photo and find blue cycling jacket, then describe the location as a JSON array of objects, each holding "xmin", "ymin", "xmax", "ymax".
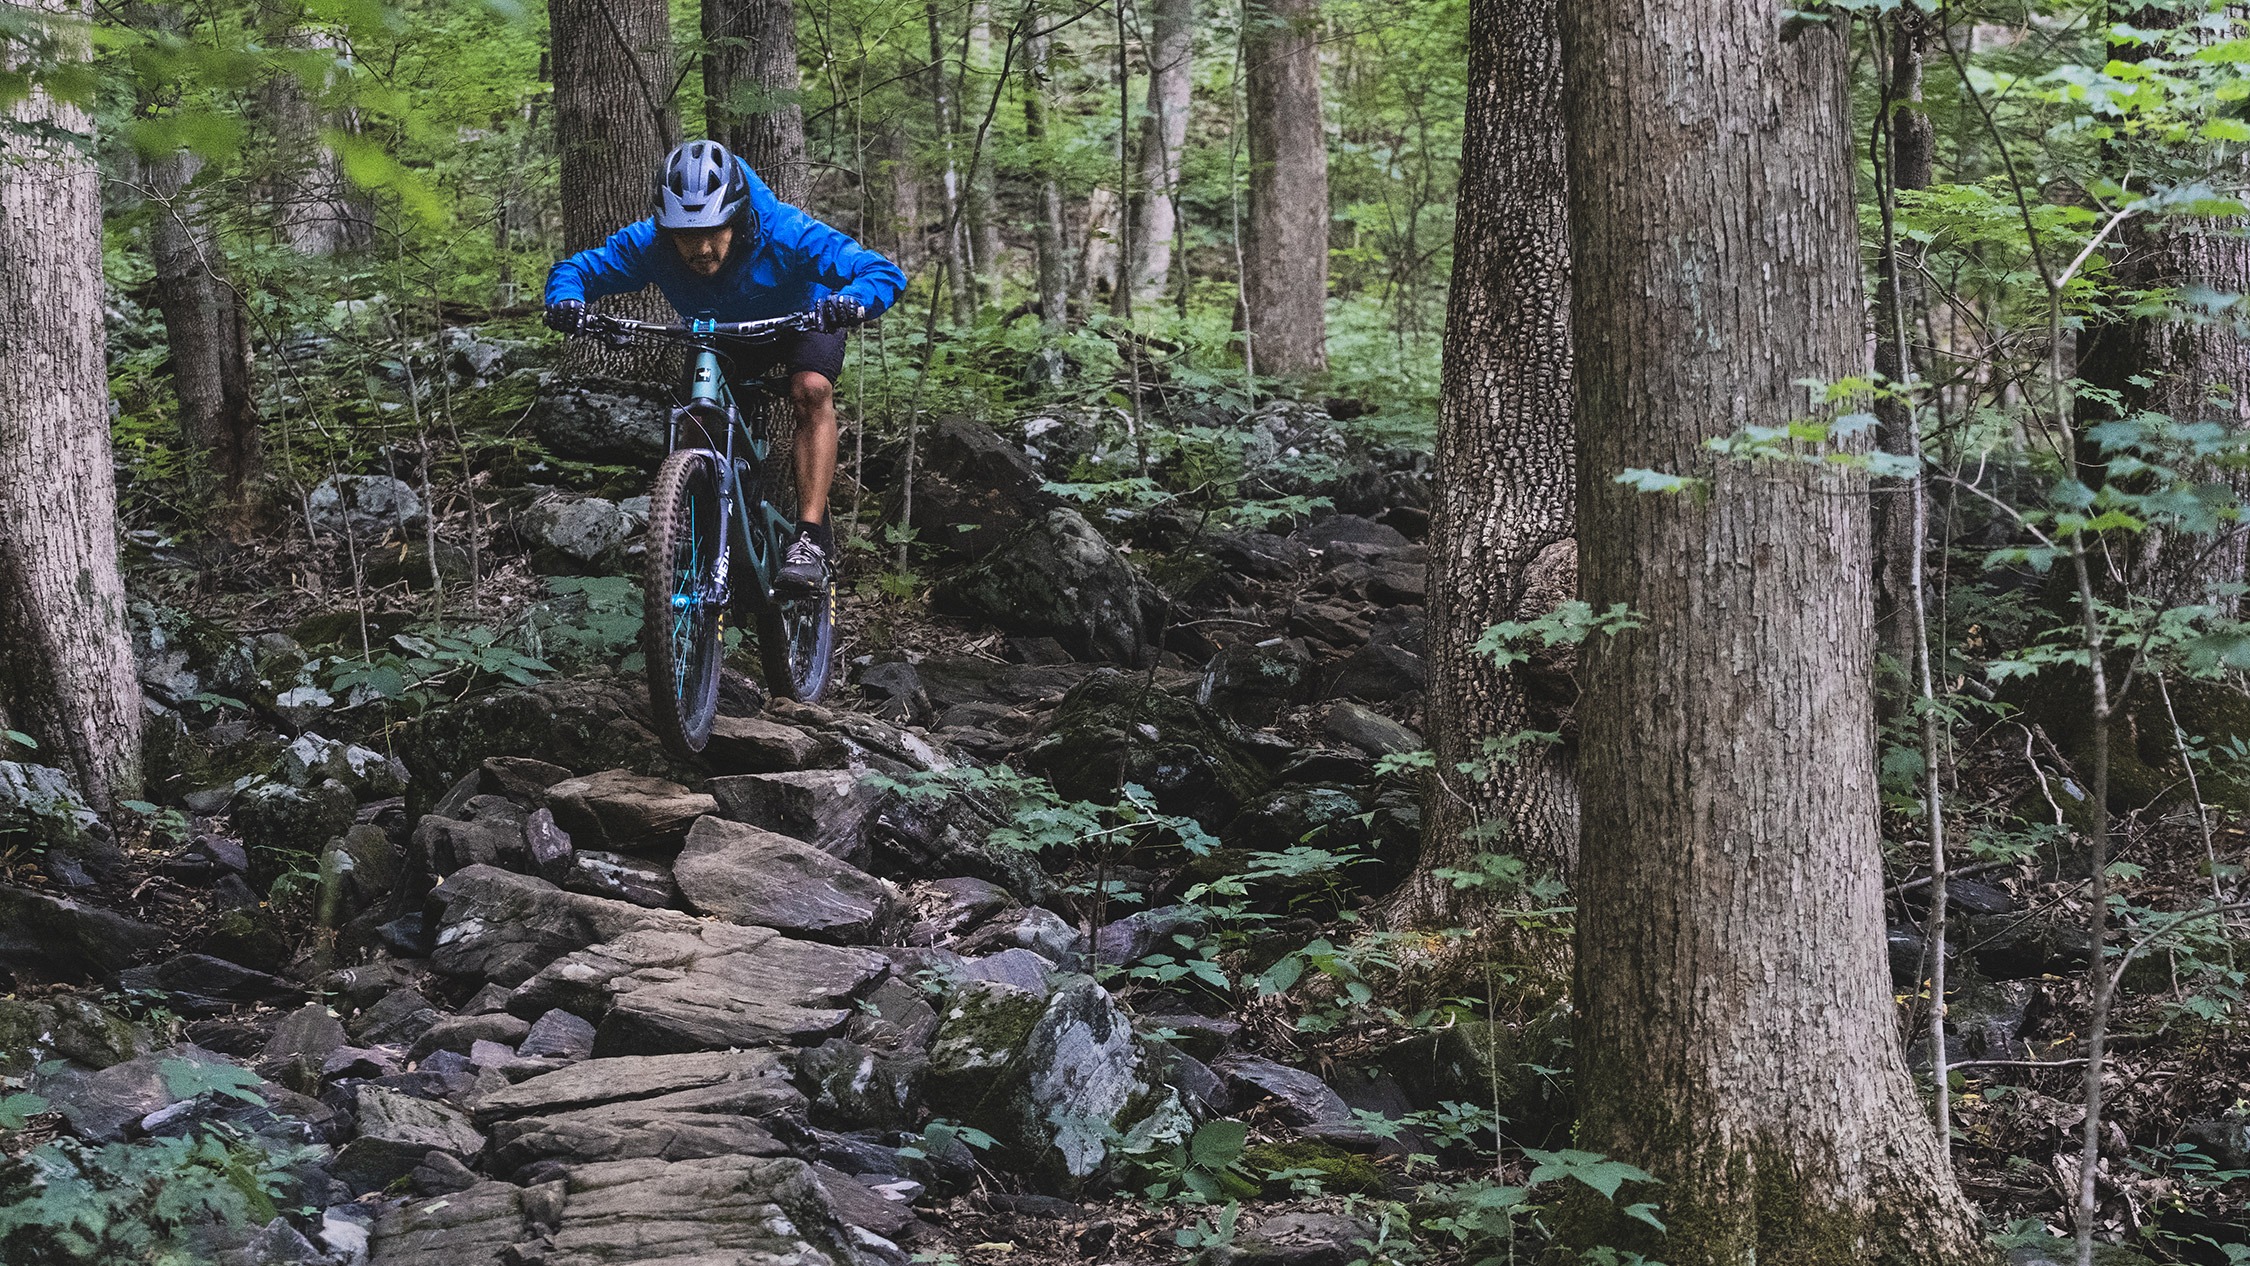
[{"xmin": 544, "ymin": 159, "xmax": 908, "ymax": 323}]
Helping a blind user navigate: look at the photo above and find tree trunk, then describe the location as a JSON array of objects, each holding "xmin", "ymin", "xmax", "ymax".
[
  {"xmin": 1025, "ymin": 8, "xmax": 1071, "ymax": 330},
  {"xmin": 551, "ymin": 0, "xmax": 678, "ymax": 379},
  {"xmin": 883, "ymin": 125, "xmax": 924, "ymax": 276},
  {"xmin": 703, "ymin": 0, "xmax": 808, "ymax": 205},
  {"xmin": 966, "ymin": 5, "xmax": 1005, "ymax": 291},
  {"xmin": 928, "ymin": 2, "xmax": 976, "ymax": 327},
  {"xmin": 1872, "ymin": 8, "xmax": 1933, "ymax": 702},
  {"xmin": 144, "ymin": 145, "xmax": 262, "ymax": 533},
  {"xmin": 259, "ymin": 26, "xmax": 375, "ymax": 256},
  {"xmin": 0, "ymin": 0, "xmax": 146, "ymax": 811},
  {"xmin": 1392, "ymin": 0, "xmax": 1573, "ymax": 928},
  {"xmin": 1560, "ymin": 2, "xmax": 1988, "ymax": 1261},
  {"xmin": 1127, "ymin": 0, "xmax": 1192, "ymax": 306},
  {"xmin": 1078, "ymin": 186, "xmax": 1121, "ymax": 310},
  {"xmin": 1242, "ymin": 0, "xmax": 1326, "ymax": 376}
]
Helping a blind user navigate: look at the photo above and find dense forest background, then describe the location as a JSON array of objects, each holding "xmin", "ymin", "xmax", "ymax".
[{"xmin": 5, "ymin": 0, "xmax": 2250, "ymax": 1265}]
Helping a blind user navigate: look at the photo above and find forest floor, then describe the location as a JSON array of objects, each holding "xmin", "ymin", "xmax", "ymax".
[{"xmin": 2, "ymin": 318, "xmax": 2246, "ymax": 1265}]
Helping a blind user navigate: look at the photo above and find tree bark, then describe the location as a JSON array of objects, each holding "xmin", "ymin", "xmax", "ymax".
[
  {"xmin": 144, "ymin": 145, "xmax": 262, "ymax": 532},
  {"xmin": 883, "ymin": 125, "xmax": 924, "ymax": 276},
  {"xmin": 1025, "ymin": 7, "xmax": 1071, "ymax": 330},
  {"xmin": 1126, "ymin": 0, "xmax": 1193, "ymax": 306},
  {"xmin": 1560, "ymin": 2, "xmax": 1988, "ymax": 1261},
  {"xmin": 966, "ymin": 4, "xmax": 1006, "ymax": 292},
  {"xmin": 1241, "ymin": 0, "xmax": 1326, "ymax": 376},
  {"xmin": 551, "ymin": 0, "xmax": 678, "ymax": 379},
  {"xmin": 258, "ymin": 25, "xmax": 375, "ymax": 256},
  {"xmin": 1392, "ymin": 0, "xmax": 1574, "ymax": 928},
  {"xmin": 928, "ymin": 1, "xmax": 976, "ymax": 327},
  {"xmin": 0, "ymin": 0, "xmax": 146, "ymax": 811},
  {"xmin": 703, "ymin": 0, "xmax": 808, "ymax": 205}
]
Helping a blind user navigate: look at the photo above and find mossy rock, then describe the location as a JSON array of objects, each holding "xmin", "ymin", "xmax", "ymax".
[
  {"xmin": 1022, "ymin": 669, "xmax": 1270, "ymax": 830},
  {"xmin": 204, "ymin": 908, "xmax": 295, "ymax": 975},
  {"xmin": 1379, "ymin": 1006, "xmax": 1573, "ymax": 1149},
  {"xmin": 1240, "ymin": 1140, "xmax": 1390, "ymax": 1197},
  {"xmin": 0, "ymin": 995, "xmax": 153, "ymax": 1075},
  {"xmin": 2005, "ymin": 668, "xmax": 2250, "ymax": 815}
]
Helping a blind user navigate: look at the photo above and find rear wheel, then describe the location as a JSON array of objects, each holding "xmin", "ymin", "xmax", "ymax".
[
  {"xmin": 757, "ymin": 578, "xmax": 835, "ymax": 702},
  {"xmin": 643, "ymin": 449, "xmax": 726, "ymax": 756}
]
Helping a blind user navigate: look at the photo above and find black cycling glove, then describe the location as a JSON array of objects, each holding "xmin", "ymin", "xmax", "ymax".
[
  {"xmin": 813, "ymin": 295, "xmax": 866, "ymax": 333},
  {"xmin": 544, "ymin": 298, "xmax": 588, "ymax": 333}
]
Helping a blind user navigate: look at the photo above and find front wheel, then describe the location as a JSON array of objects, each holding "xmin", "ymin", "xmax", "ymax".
[
  {"xmin": 643, "ymin": 449, "xmax": 727, "ymax": 756},
  {"xmin": 757, "ymin": 579, "xmax": 835, "ymax": 703}
]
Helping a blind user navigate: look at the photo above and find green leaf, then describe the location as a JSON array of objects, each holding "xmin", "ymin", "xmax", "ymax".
[
  {"xmin": 159, "ymin": 1058, "xmax": 267, "ymax": 1107},
  {"xmin": 1189, "ymin": 1120, "xmax": 1248, "ymax": 1170}
]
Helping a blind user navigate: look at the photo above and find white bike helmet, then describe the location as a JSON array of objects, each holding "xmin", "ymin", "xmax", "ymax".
[{"xmin": 655, "ymin": 140, "xmax": 750, "ymax": 230}]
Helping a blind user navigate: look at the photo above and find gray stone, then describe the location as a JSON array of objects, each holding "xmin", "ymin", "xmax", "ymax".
[
  {"xmin": 1197, "ymin": 641, "xmax": 1316, "ymax": 727},
  {"xmin": 936, "ymin": 507, "xmax": 1149, "ymax": 666},
  {"xmin": 1327, "ymin": 643, "xmax": 1427, "ymax": 703},
  {"xmin": 0, "ymin": 885, "xmax": 163, "ymax": 978},
  {"xmin": 524, "ymin": 807, "xmax": 574, "ymax": 882},
  {"xmin": 955, "ymin": 906, "xmax": 1084, "ymax": 963},
  {"xmin": 309, "ymin": 474, "xmax": 424, "ymax": 537},
  {"xmin": 542, "ymin": 1154, "xmax": 895, "ymax": 1266},
  {"xmin": 408, "ymin": 1012, "xmax": 533, "ymax": 1062},
  {"xmin": 519, "ymin": 1009, "xmax": 598, "ymax": 1062},
  {"xmin": 544, "ymin": 769, "xmax": 714, "ymax": 848},
  {"xmin": 412, "ymin": 812, "xmax": 526, "ymax": 879},
  {"xmin": 957, "ymin": 949, "xmax": 1053, "ymax": 996},
  {"xmin": 926, "ymin": 981, "xmax": 1176, "ymax": 1182},
  {"xmin": 368, "ymin": 1178, "xmax": 543, "ymax": 1266},
  {"xmin": 1095, "ymin": 904, "xmax": 1209, "ymax": 967},
  {"xmin": 709, "ymin": 769, "xmax": 881, "ymax": 865},
  {"xmin": 1213, "ymin": 1054, "xmax": 1376, "ymax": 1147},
  {"xmin": 675, "ymin": 816, "xmax": 897, "ymax": 941},
  {"xmin": 1204, "ymin": 1212, "xmax": 1375, "ymax": 1266},
  {"xmin": 705, "ymin": 712, "xmax": 844, "ymax": 775},
  {"xmin": 31, "ymin": 1046, "xmax": 243, "ymax": 1142},
  {"xmin": 349, "ymin": 987, "xmax": 443, "ymax": 1047},
  {"xmin": 277, "ymin": 732, "xmax": 408, "ymax": 798},
  {"xmin": 336, "ymin": 1085, "xmax": 485, "ymax": 1192},
  {"xmin": 260, "ymin": 1003, "xmax": 348, "ymax": 1068},
  {"xmin": 533, "ymin": 379, "xmax": 670, "ymax": 466},
  {"xmin": 800, "ymin": 1037, "xmax": 924, "ymax": 1132},
  {"xmin": 903, "ymin": 876, "xmax": 1013, "ymax": 945},
  {"xmin": 563, "ymin": 849, "xmax": 679, "ymax": 908},
  {"xmin": 503, "ymin": 922, "xmax": 889, "ymax": 1056},
  {"xmin": 231, "ymin": 776, "xmax": 358, "ymax": 860},
  {"xmin": 0, "ymin": 760, "xmax": 101, "ymax": 854},
  {"xmin": 429, "ymin": 864, "xmax": 696, "ymax": 987},
  {"xmin": 480, "ymin": 755, "xmax": 574, "ymax": 801},
  {"xmin": 810, "ymin": 1162, "xmax": 918, "ymax": 1241},
  {"xmin": 1022, "ymin": 669, "xmax": 1268, "ymax": 830},
  {"xmin": 471, "ymin": 1049, "xmax": 796, "ymax": 1121},
  {"xmin": 521, "ymin": 494, "xmax": 636, "ymax": 564},
  {"xmin": 487, "ymin": 1077, "xmax": 797, "ymax": 1175},
  {"xmin": 1319, "ymin": 701, "xmax": 1424, "ymax": 758}
]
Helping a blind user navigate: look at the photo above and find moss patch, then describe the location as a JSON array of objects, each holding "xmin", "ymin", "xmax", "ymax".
[{"xmin": 1241, "ymin": 1140, "xmax": 1390, "ymax": 1197}]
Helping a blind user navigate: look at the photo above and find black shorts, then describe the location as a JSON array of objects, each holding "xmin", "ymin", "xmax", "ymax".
[{"xmin": 710, "ymin": 329, "xmax": 847, "ymax": 400}]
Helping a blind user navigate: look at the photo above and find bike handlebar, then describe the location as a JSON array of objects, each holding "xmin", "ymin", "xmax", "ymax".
[{"xmin": 570, "ymin": 310, "xmax": 826, "ymax": 344}]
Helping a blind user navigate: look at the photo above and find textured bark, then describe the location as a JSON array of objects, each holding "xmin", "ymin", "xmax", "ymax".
[
  {"xmin": 1242, "ymin": 0, "xmax": 1327, "ymax": 375},
  {"xmin": 1125, "ymin": 0, "xmax": 1193, "ymax": 306},
  {"xmin": 966, "ymin": 6, "xmax": 1005, "ymax": 292},
  {"xmin": 1393, "ymin": 0, "xmax": 1574, "ymax": 929},
  {"xmin": 1025, "ymin": 11, "xmax": 1071, "ymax": 329},
  {"xmin": 1561, "ymin": 3, "xmax": 1989, "ymax": 1262},
  {"xmin": 703, "ymin": 0, "xmax": 808, "ymax": 205},
  {"xmin": 551, "ymin": 0, "xmax": 677, "ymax": 379},
  {"xmin": 1872, "ymin": 9, "xmax": 1933, "ymax": 696},
  {"xmin": 145, "ymin": 146, "xmax": 262, "ymax": 529},
  {"xmin": 0, "ymin": 0, "xmax": 146, "ymax": 810},
  {"xmin": 883, "ymin": 125, "xmax": 924, "ymax": 275},
  {"xmin": 259, "ymin": 26, "xmax": 375, "ymax": 256}
]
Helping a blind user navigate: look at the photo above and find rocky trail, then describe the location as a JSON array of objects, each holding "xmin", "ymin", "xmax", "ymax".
[{"xmin": 0, "ymin": 387, "xmax": 1491, "ymax": 1266}]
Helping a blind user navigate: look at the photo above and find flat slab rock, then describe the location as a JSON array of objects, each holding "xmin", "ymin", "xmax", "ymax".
[
  {"xmin": 675, "ymin": 816, "xmax": 897, "ymax": 941},
  {"xmin": 543, "ymin": 769, "xmax": 715, "ymax": 848},
  {"xmin": 431, "ymin": 864, "xmax": 698, "ymax": 987},
  {"xmin": 503, "ymin": 925, "xmax": 890, "ymax": 1056}
]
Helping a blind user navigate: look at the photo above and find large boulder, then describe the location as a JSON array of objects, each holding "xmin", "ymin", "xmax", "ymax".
[
  {"xmin": 0, "ymin": 760, "xmax": 103, "ymax": 854},
  {"xmin": 925, "ymin": 980, "xmax": 1184, "ymax": 1184},
  {"xmin": 544, "ymin": 770, "xmax": 714, "ymax": 849},
  {"xmin": 309, "ymin": 475, "xmax": 423, "ymax": 539},
  {"xmin": 520, "ymin": 494, "xmax": 637, "ymax": 569},
  {"xmin": 937, "ymin": 507, "xmax": 1150, "ymax": 665},
  {"xmin": 473, "ymin": 1049, "xmax": 802, "ymax": 1175},
  {"xmin": 709, "ymin": 769, "xmax": 880, "ymax": 864},
  {"xmin": 674, "ymin": 817, "xmax": 897, "ymax": 942},
  {"xmin": 334, "ymin": 1085, "xmax": 486, "ymax": 1192},
  {"xmin": 539, "ymin": 1154, "xmax": 900, "ymax": 1266},
  {"xmin": 1022, "ymin": 669, "xmax": 1268, "ymax": 829},
  {"xmin": 504, "ymin": 922, "xmax": 889, "ymax": 1056}
]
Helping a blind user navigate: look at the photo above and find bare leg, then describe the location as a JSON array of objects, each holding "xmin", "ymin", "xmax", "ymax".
[{"xmin": 790, "ymin": 370, "xmax": 838, "ymax": 528}]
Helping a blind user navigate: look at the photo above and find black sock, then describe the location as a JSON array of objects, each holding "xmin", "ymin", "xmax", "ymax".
[{"xmin": 798, "ymin": 518, "xmax": 833, "ymax": 553}]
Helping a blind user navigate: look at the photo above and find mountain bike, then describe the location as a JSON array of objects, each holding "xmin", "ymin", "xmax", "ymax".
[{"xmin": 564, "ymin": 309, "xmax": 837, "ymax": 758}]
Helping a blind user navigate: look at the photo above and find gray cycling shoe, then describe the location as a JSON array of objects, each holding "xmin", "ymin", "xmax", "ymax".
[{"xmin": 774, "ymin": 531, "xmax": 831, "ymax": 595}]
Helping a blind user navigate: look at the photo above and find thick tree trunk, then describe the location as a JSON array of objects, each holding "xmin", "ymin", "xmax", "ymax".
[
  {"xmin": 966, "ymin": 6, "xmax": 1005, "ymax": 292},
  {"xmin": 1126, "ymin": 0, "xmax": 1192, "ymax": 305},
  {"xmin": 883, "ymin": 126, "xmax": 924, "ymax": 276},
  {"xmin": 1560, "ymin": 2, "xmax": 1989, "ymax": 1261},
  {"xmin": 145, "ymin": 146, "xmax": 262, "ymax": 532},
  {"xmin": 703, "ymin": 0, "xmax": 808, "ymax": 205},
  {"xmin": 0, "ymin": 0, "xmax": 145, "ymax": 811},
  {"xmin": 1872, "ymin": 8, "xmax": 1933, "ymax": 701},
  {"xmin": 1078, "ymin": 186, "xmax": 1121, "ymax": 309},
  {"xmin": 1242, "ymin": 0, "xmax": 1326, "ymax": 376},
  {"xmin": 551, "ymin": 0, "xmax": 677, "ymax": 379},
  {"xmin": 1392, "ymin": 0, "xmax": 1573, "ymax": 928},
  {"xmin": 1025, "ymin": 11, "xmax": 1071, "ymax": 330}
]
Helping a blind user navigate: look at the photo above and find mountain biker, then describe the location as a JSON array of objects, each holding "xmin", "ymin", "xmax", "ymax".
[{"xmin": 543, "ymin": 140, "xmax": 908, "ymax": 593}]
